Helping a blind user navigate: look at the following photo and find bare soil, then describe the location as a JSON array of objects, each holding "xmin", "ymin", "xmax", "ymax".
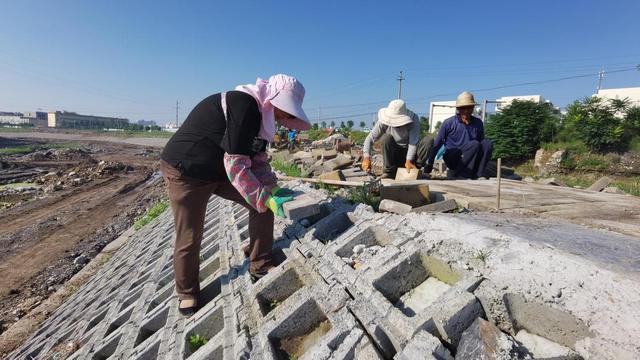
[{"xmin": 0, "ymin": 136, "xmax": 166, "ymax": 357}]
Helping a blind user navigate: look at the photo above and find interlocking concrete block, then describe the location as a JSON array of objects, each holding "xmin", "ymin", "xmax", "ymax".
[
  {"xmin": 412, "ymin": 199, "xmax": 458, "ymax": 214},
  {"xmin": 421, "ymin": 288, "xmax": 484, "ymax": 348},
  {"xmin": 283, "ymin": 195, "xmax": 321, "ymax": 221},
  {"xmin": 473, "ymin": 279, "xmax": 516, "ymax": 335},
  {"xmin": 394, "ymin": 330, "xmax": 453, "ymax": 360},
  {"xmin": 323, "ymin": 153, "xmax": 354, "ymax": 171},
  {"xmin": 587, "ymin": 176, "xmax": 612, "ymax": 192},
  {"xmin": 319, "ymin": 169, "xmax": 345, "ymax": 182},
  {"xmin": 504, "ymin": 293, "xmax": 593, "ymax": 350},
  {"xmin": 380, "ymin": 181, "xmax": 430, "ymax": 207},
  {"xmin": 456, "ymin": 318, "xmax": 532, "ymax": 360},
  {"xmin": 379, "ymin": 199, "xmax": 412, "ymax": 215},
  {"xmin": 395, "ymin": 168, "xmax": 419, "ymax": 181}
]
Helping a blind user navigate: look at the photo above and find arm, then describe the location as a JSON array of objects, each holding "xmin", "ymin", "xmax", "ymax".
[
  {"xmin": 406, "ymin": 112, "xmax": 421, "ymax": 161},
  {"xmin": 362, "ymin": 121, "xmax": 385, "ymax": 158},
  {"xmin": 223, "ymin": 154, "xmax": 274, "ymax": 213},
  {"xmin": 427, "ymin": 119, "xmax": 448, "ymax": 166},
  {"xmin": 251, "ymin": 152, "xmax": 277, "ymax": 187}
]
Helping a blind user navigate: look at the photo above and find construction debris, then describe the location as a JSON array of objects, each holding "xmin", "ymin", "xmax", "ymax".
[
  {"xmin": 378, "ymin": 199, "xmax": 412, "ymax": 215},
  {"xmin": 412, "ymin": 198, "xmax": 458, "ymax": 213},
  {"xmin": 380, "ymin": 181, "xmax": 430, "ymax": 207},
  {"xmin": 587, "ymin": 176, "xmax": 612, "ymax": 192}
]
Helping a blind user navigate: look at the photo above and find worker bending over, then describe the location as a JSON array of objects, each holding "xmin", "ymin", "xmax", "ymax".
[{"xmin": 361, "ymin": 99, "xmax": 433, "ymax": 178}]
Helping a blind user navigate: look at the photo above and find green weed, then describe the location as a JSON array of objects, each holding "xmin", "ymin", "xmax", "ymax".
[
  {"xmin": 134, "ymin": 200, "xmax": 169, "ymax": 230},
  {"xmin": 271, "ymin": 159, "xmax": 302, "ymax": 178},
  {"xmin": 474, "ymin": 249, "xmax": 493, "ymax": 264},
  {"xmin": 188, "ymin": 334, "xmax": 208, "ymax": 353}
]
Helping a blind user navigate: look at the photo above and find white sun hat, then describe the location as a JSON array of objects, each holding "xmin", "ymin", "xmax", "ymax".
[
  {"xmin": 267, "ymin": 74, "xmax": 311, "ymax": 130},
  {"xmin": 455, "ymin": 91, "xmax": 478, "ymax": 108},
  {"xmin": 377, "ymin": 99, "xmax": 413, "ymax": 127}
]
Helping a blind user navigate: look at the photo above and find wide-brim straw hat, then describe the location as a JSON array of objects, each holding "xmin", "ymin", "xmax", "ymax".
[
  {"xmin": 378, "ymin": 99, "xmax": 413, "ymax": 127},
  {"xmin": 455, "ymin": 91, "xmax": 478, "ymax": 108}
]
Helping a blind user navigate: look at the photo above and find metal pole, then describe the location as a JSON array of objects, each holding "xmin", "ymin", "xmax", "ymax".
[
  {"xmin": 397, "ymin": 71, "xmax": 405, "ymax": 99},
  {"xmin": 496, "ymin": 158, "xmax": 502, "ymax": 210},
  {"xmin": 482, "ymin": 100, "xmax": 488, "ymax": 122}
]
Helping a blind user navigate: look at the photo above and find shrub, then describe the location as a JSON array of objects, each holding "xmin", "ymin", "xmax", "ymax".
[
  {"xmin": 564, "ymin": 97, "xmax": 625, "ymax": 152},
  {"xmin": 134, "ymin": 201, "xmax": 169, "ymax": 230},
  {"xmin": 485, "ymin": 100, "xmax": 559, "ymax": 161}
]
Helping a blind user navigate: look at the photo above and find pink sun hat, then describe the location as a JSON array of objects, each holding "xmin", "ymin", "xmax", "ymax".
[{"xmin": 267, "ymin": 74, "xmax": 311, "ymax": 131}]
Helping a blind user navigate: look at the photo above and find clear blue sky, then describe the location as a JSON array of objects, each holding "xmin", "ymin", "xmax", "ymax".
[{"xmin": 1, "ymin": 0, "xmax": 639, "ymax": 126}]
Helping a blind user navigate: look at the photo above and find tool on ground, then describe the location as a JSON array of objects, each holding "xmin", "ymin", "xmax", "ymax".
[{"xmin": 496, "ymin": 157, "xmax": 502, "ymax": 210}]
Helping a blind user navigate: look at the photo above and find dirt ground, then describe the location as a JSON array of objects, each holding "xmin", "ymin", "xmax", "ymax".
[{"xmin": 0, "ymin": 136, "xmax": 166, "ymax": 356}]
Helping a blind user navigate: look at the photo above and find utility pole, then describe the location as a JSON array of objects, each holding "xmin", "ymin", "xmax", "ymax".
[
  {"xmin": 175, "ymin": 100, "xmax": 180, "ymax": 127},
  {"xmin": 596, "ymin": 70, "xmax": 605, "ymax": 92},
  {"xmin": 397, "ymin": 71, "xmax": 405, "ymax": 99}
]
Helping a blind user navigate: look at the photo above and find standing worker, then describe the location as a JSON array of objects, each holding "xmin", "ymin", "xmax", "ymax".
[
  {"xmin": 160, "ymin": 74, "xmax": 311, "ymax": 316},
  {"xmin": 361, "ymin": 99, "xmax": 433, "ymax": 178},
  {"xmin": 425, "ymin": 91, "xmax": 493, "ymax": 179}
]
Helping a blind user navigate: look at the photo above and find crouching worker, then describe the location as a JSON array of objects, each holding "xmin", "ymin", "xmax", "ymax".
[
  {"xmin": 159, "ymin": 74, "xmax": 311, "ymax": 316},
  {"xmin": 425, "ymin": 91, "xmax": 493, "ymax": 179},
  {"xmin": 361, "ymin": 99, "xmax": 433, "ymax": 178}
]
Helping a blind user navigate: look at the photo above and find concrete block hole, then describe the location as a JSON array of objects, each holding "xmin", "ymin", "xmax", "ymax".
[
  {"xmin": 373, "ymin": 253, "xmax": 461, "ymax": 317},
  {"xmin": 105, "ymin": 306, "xmax": 134, "ymax": 337},
  {"xmin": 132, "ymin": 339, "xmax": 160, "ymax": 360},
  {"xmin": 147, "ymin": 283, "xmax": 174, "ymax": 314},
  {"xmin": 85, "ymin": 308, "xmax": 109, "ymax": 333},
  {"xmin": 91, "ymin": 333, "xmax": 122, "ymax": 360},
  {"xmin": 255, "ymin": 268, "xmax": 305, "ymax": 315},
  {"xmin": 198, "ymin": 257, "xmax": 220, "ymax": 282},
  {"xmin": 183, "ymin": 306, "xmax": 224, "ymax": 358},
  {"xmin": 120, "ymin": 288, "xmax": 144, "ymax": 312},
  {"xmin": 197, "ymin": 276, "xmax": 222, "ymax": 311},
  {"xmin": 269, "ymin": 300, "xmax": 332, "ymax": 360},
  {"xmin": 335, "ymin": 226, "xmax": 392, "ymax": 268},
  {"xmin": 135, "ymin": 305, "xmax": 169, "ymax": 347},
  {"xmin": 313, "ymin": 212, "xmax": 358, "ymax": 243}
]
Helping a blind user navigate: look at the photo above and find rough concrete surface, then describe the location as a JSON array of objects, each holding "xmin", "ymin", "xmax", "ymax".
[{"xmin": 6, "ymin": 180, "xmax": 640, "ymax": 359}]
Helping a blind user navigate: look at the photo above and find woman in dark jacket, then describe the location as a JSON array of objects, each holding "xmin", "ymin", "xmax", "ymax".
[{"xmin": 160, "ymin": 74, "xmax": 310, "ymax": 315}]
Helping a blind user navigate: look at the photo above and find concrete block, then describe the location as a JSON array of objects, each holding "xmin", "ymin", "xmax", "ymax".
[
  {"xmin": 318, "ymin": 170, "xmax": 345, "ymax": 182},
  {"xmin": 587, "ymin": 176, "xmax": 612, "ymax": 192},
  {"xmin": 504, "ymin": 293, "xmax": 593, "ymax": 350},
  {"xmin": 412, "ymin": 199, "xmax": 458, "ymax": 214},
  {"xmin": 455, "ymin": 318, "xmax": 531, "ymax": 360},
  {"xmin": 515, "ymin": 329, "xmax": 580, "ymax": 359},
  {"xmin": 472, "ymin": 280, "xmax": 515, "ymax": 335},
  {"xmin": 379, "ymin": 199, "xmax": 412, "ymax": 215},
  {"xmin": 283, "ymin": 195, "xmax": 321, "ymax": 221},
  {"xmin": 323, "ymin": 154, "xmax": 354, "ymax": 171},
  {"xmin": 380, "ymin": 181, "xmax": 430, "ymax": 207},
  {"xmin": 602, "ymin": 186, "xmax": 625, "ymax": 194},
  {"xmin": 395, "ymin": 168, "xmax": 419, "ymax": 181},
  {"xmin": 345, "ymin": 175, "xmax": 375, "ymax": 182},
  {"xmin": 422, "ymin": 289, "xmax": 484, "ymax": 348},
  {"xmin": 394, "ymin": 331, "xmax": 453, "ymax": 360},
  {"xmin": 342, "ymin": 168, "xmax": 368, "ymax": 177},
  {"xmin": 321, "ymin": 149, "xmax": 337, "ymax": 160}
]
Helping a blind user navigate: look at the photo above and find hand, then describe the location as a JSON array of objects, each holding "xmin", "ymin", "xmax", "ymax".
[
  {"xmin": 266, "ymin": 195, "xmax": 294, "ymax": 217},
  {"xmin": 271, "ymin": 186, "xmax": 294, "ymax": 197},
  {"xmin": 404, "ymin": 160, "xmax": 417, "ymax": 170},
  {"xmin": 362, "ymin": 157, "xmax": 371, "ymax": 172}
]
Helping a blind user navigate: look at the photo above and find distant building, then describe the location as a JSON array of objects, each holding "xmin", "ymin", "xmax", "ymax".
[
  {"xmin": 163, "ymin": 122, "xmax": 180, "ymax": 133},
  {"xmin": 495, "ymin": 95, "xmax": 547, "ymax": 112},
  {"xmin": 594, "ymin": 87, "xmax": 640, "ymax": 113},
  {"xmin": 22, "ymin": 111, "xmax": 48, "ymax": 127},
  {"xmin": 0, "ymin": 112, "xmax": 29, "ymax": 125},
  {"xmin": 47, "ymin": 111, "xmax": 129, "ymax": 129},
  {"xmin": 137, "ymin": 119, "xmax": 157, "ymax": 126}
]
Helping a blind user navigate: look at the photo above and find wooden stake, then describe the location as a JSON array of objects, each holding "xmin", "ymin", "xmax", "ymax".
[{"xmin": 496, "ymin": 158, "xmax": 502, "ymax": 210}]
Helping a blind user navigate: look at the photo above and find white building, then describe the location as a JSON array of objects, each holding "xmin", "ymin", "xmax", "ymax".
[
  {"xmin": 47, "ymin": 111, "xmax": 129, "ymax": 129},
  {"xmin": 163, "ymin": 122, "xmax": 180, "ymax": 133},
  {"xmin": 594, "ymin": 87, "xmax": 640, "ymax": 108},
  {"xmin": 0, "ymin": 112, "xmax": 28, "ymax": 125},
  {"xmin": 495, "ymin": 95, "xmax": 546, "ymax": 112}
]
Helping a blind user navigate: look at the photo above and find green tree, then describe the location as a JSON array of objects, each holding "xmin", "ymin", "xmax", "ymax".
[
  {"xmin": 563, "ymin": 97, "xmax": 625, "ymax": 152},
  {"xmin": 419, "ymin": 116, "xmax": 430, "ymax": 136},
  {"xmin": 330, "ymin": 121, "xmax": 335, "ymax": 128},
  {"xmin": 359, "ymin": 121, "xmax": 366, "ymax": 129},
  {"xmin": 339, "ymin": 121, "xmax": 346, "ymax": 129},
  {"xmin": 624, "ymin": 106, "xmax": 640, "ymax": 138},
  {"xmin": 321, "ymin": 121, "xmax": 327, "ymax": 129},
  {"xmin": 434, "ymin": 121, "xmax": 443, "ymax": 133},
  {"xmin": 311, "ymin": 123, "xmax": 319, "ymax": 130},
  {"xmin": 485, "ymin": 100, "xmax": 559, "ymax": 161},
  {"xmin": 346, "ymin": 120, "xmax": 354, "ymax": 129}
]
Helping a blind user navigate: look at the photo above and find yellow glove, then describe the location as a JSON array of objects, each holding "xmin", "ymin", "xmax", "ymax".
[
  {"xmin": 362, "ymin": 157, "xmax": 371, "ymax": 172},
  {"xmin": 404, "ymin": 160, "xmax": 417, "ymax": 170}
]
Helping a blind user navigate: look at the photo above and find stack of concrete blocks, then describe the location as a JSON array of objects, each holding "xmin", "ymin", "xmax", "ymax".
[{"xmin": 9, "ymin": 183, "xmax": 605, "ymax": 359}]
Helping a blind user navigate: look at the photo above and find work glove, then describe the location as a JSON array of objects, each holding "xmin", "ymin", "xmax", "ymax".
[
  {"xmin": 404, "ymin": 160, "xmax": 417, "ymax": 170},
  {"xmin": 424, "ymin": 163, "xmax": 434, "ymax": 174},
  {"xmin": 270, "ymin": 186, "xmax": 294, "ymax": 197},
  {"xmin": 266, "ymin": 194, "xmax": 294, "ymax": 217},
  {"xmin": 362, "ymin": 157, "xmax": 371, "ymax": 172}
]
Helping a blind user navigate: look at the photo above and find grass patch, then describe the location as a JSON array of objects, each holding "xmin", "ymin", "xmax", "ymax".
[
  {"xmin": 612, "ymin": 179, "xmax": 640, "ymax": 197},
  {"xmin": 0, "ymin": 182, "xmax": 38, "ymax": 190},
  {"xmin": 629, "ymin": 137, "xmax": 640, "ymax": 153},
  {"xmin": 98, "ymin": 130, "xmax": 173, "ymax": 138},
  {"xmin": 271, "ymin": 159, "xmax": 302, "ymax": 178},
  {"xmin": 349, "ymin": 130, "xmax": 369, "ymax": 145},
  {"xmin": 0, "ymin": 145, "xmax": 36, "ymax": 155},
  {"xmin": 134, "ymin": 200, "xmax": 169, "ymax": 230},
  {"xmin": 575, "ymin": 154, "xmax": 608, "ymax": 171},
  {"xmin": 188, "ymin": 334, "xmax": 208, "ymax": 353},
  {"xmin": 555, "ymin": 175, "xmax": 593, "ymax": 188},
  {"xmin": 345, "ymin": 185, "xmax": 380, "ymax": 210},
  {"xmin": 513, "ymin": 159, "xmax": 536, "ymax": 177},
  {"xmin": 541, "ymin": 140, "xmax": 588, "ymax": 154}
]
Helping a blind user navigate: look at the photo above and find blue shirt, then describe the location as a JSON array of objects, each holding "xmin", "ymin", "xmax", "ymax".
[{"xmin": 429, "ymin": 115, "xmax": 484, "ymax": 164}]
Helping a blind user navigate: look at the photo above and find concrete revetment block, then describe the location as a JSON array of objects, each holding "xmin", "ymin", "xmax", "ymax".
[
  {"xmin": 379, "ymin": 199, "xmax": 413, "ymax": 215},
  {"xmin": 394, "ymin": 331, "xmax": 453, "ymax": 360},
  {"xmin": 395, "ymin": 168, "xmax": 419, "ymax": 181},
  {"xmin": 380, "ymin": 181, "xmax": 430, "ymax": 208},
  {"xmin": 412, "ymin": 199, "xmax": 458, "ymax": 214},
  {"xmin": 318, "ymin": 170, "xmax": 345, "ymax": 182},
  {"xmin": 283, "ymin": 195, "xmax": 321, "ymax": 221},
  {"xmin": 456, "ymin": 318, "xmax": 531, "ymax": 359}
]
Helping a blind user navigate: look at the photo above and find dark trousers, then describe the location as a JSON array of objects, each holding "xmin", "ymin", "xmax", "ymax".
[
  {"xmin": 381, "ymin": 134, "xmax": 434, "ymax": 176},
  {"xmin": 160, "ymin": 160, "xmax": 274, "ymax": 301},
  {"xmin": 443, "ymin": 139, "xmax": 493, "ymax": 179}
]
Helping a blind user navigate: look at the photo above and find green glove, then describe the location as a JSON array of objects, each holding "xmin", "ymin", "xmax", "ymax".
[
  {"xmin": 270, "ymin": 186, "xmax": 294, "ymax": 197},
  {"xmin": 266, "ymin": 194, "xmax": 294, "ymax": 217}
]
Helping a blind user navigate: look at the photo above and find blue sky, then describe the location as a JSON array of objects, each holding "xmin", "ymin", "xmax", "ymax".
[{"xmin": 1, "ymin": 0, "xmax": 639, "ymax": 126}]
